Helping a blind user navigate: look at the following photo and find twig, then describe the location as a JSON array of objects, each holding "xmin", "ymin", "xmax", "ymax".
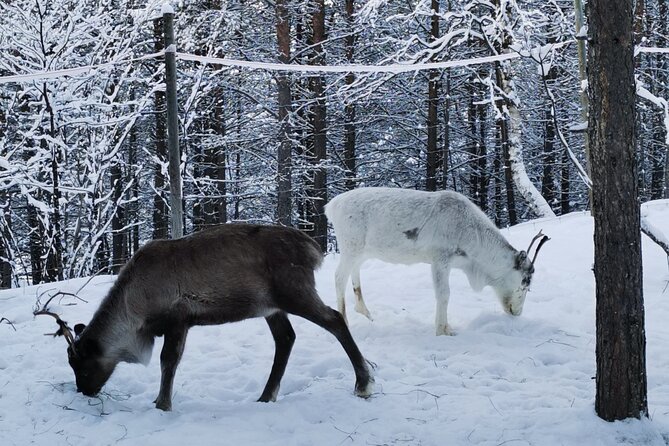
[
  {"xmin": 488, "ymin": 396, "xmax": 502, "ymax": 416},
  {"xmin": 334, "ymin": 418, "xmax": 378, "ymax": 445},
  {"xmin": 535, "ymin": 338, "xmax": 576, "ymax": 349},
  {"xmin": 115, "ymin": 424, "xmax": 128, "ymax": 443},
  {"xmin": 0, "ymin": 317, "xmax": 16, "ymax": 331}
]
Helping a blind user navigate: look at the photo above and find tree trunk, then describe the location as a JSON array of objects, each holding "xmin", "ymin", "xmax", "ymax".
[
  {"xmin": 468, "ymin": 81, "xmax": 479, "ymax": 200},
  {"xmin": 493, "ymin": 143, "xmax": 503, "ymax": 226},
  {"xmin": 43, "ymin": 85, "xmax": 63, "ymax": 282},
  {"xmin": 0, "ymin": 199, "xmax": 12, "ymax": 288},
  {"xmin": 495, "ymin": 64, "xmax": 555, "ymax": 219},
  {"xmin": 477, "ymin": 103, "xmax": 488, "ymax": 212},
  {"xmin": 588, "ymin": 0, "xmax": 648, "ymax": 421},
  {"xmin": 497, "ymin": 106, "xmax": 517, "ymax": 225},
  {"xmin": 541, "ymin": 108, "xmax": 556, "ymax": 209},
  {"xmin": 307, "ymin": 0, "xmax": 328, "ymax": 252},
  {"xmin": 152, "ymin": 17, "xmax": 169, "ymax": 240},
  {"xmin": 127, "ymin": 98, "xmax": 140, "ymax": 255},
  {"xmin": 560, "ymin": 149, "xmax": 571, "ymax": 214},
  {"xmin": 344, "ymin": 0, "xmax": 357, "ymax": 191},
  {"xmin": 442, "ymin": 71, "xmax": 451, "ymax": 190},
  {"xmin": 27, "ymin": 201, "xmax": 43, "ymax": 285},
  {"xmin": 110, "ymin": 159, "xmax": 127, "ymax": 274},
  {"xmin": 663, "ymin": 0, "xmax": 669, "ymax": 199},
  {"xmin": 425, "ymin": 0, "xmax": 440, "ymax": 192},
  {"xmin": 275, "ymin": 0, "xmax": 293, "ymax": 226}
]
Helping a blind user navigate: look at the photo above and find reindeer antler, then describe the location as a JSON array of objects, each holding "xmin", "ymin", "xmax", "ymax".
[
  {"xmin": 33, "ymin": 309, "xmax": 77, "ymax": 347},
  {"xmin": 526, "ymin": 230, "xmax": 546, "ymax": 253},
  {"xmin": 33, "ymin": 291, "xmax": 79, "ymax": 351},
  {"xmin": 528, "ymin": 230, "xmax": 550, "ymax": 265}
]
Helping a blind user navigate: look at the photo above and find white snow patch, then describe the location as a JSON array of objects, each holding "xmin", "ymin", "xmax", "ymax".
[{"xmin": 2, "ymin": 204, "xmax": 669, "ymax": 445}]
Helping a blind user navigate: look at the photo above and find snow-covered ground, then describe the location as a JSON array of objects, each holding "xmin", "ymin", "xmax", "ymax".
[{"xmin": 2, "ymin": 202, "xmax": 669, "ymax": 446}]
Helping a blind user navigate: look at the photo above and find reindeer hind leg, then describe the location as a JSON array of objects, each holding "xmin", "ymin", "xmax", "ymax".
[
  {"xmin": 351, "ymin": 266, "xmax": 372, "ymax": 320},
  {"xmin": 284, "ymin": 292, "xmax": 373, "ymax": 398}
]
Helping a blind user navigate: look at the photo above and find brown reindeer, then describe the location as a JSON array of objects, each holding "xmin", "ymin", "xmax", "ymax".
[{"xmin": 39, "ymin": 224, "xmax": 373, "ymax": 411}]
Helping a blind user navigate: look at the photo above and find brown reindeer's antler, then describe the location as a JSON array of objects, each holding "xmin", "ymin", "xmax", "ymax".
[
  {"xmin": 33, "ymin": 309, "xmax": 77, "ymax": 347},
  {"xmin": 33, "ymin": 291, "xmax": 79, "ymax": 351},
  {"xmin": 527, "ymin": 230, "xmax": 550, "ymax": 265}
]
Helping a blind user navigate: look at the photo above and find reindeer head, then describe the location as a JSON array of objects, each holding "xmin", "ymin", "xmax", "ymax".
[
  {"xmin": 499, "ymin": 230, "xmax": 550, "ymax": 316},
  {"xmin": 67, "ymin": 323, "xmax": 116, "ymax": 397},
  {"xmin": 36, "ymin": 306, "xmax": 114, "ymax": 397}
]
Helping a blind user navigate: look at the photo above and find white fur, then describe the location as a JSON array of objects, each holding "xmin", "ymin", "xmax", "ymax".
[{"xmin": 325, "ymin": 187, "xmax": 530, "ymax": 335}]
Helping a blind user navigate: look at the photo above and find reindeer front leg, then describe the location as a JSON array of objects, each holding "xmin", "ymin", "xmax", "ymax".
[
  {"xmin": 155, "ymin": 326, "xmax": 188, "ymax": 411},
  {"xmin": 432, "ymin": 262, "xmax": 453, "ymax": 336}
]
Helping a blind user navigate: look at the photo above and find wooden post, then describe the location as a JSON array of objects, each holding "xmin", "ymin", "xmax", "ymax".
[{"xmin": 163, "ymin": 4, "xmax": 184, "ymax": 239}]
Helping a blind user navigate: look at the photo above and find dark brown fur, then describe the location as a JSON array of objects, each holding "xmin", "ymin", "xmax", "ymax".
[{"xmin": 68, "ymin": 224, "xmax": 372, "ymax": 411}]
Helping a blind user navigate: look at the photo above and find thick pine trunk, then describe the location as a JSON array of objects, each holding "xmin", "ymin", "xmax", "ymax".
[
  {"xmin": 275, "ymin": 0, "xmax": 293, "ymax": 226},
  {"xmin": 588, "ymin": 0, "xmax": 648, "ymax": 421},
  {"xmin": 307, "ymin": 0, "xmax": 328, "ymax": 252}
]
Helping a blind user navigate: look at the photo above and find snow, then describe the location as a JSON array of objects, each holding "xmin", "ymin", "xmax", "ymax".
[
  {"xmin": 2, "ymin": 202, "xmax": 669, "ymax": 445},
  {"xmin": 161, "ymin": 3, "xmax": 174, "ymax": 15}
]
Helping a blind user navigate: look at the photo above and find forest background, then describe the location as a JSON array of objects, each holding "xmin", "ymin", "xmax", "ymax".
[{"xmin": 0, "ymin": 0, "xmax": 667, "ymax": 287}]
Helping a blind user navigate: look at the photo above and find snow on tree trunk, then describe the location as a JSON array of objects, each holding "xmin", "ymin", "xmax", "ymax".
[{"xmin": 499, "ymin": 67, "xmax": 556, "ymax": 219}]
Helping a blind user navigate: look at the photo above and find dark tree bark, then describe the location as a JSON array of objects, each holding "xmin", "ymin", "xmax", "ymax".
[
  {"xmin": 560, "ymin": 149, "xmax": 571, "ymax": 215},
  {"xmin": 343, "ymin": 0, "xmax": 357, "ymax": 191},
  {"xmin": 541, "ymin": 108, "xmax": 556, "ymax": 208},
  {"xmin": 650, "ymin": 1, "xmax": 667, "ymax": 200},
  {"xmin": 275, "ymin": 0, "xmax": 293, "ymax": 226},
  {"xmin": 496, "ymin": 109, "xmax": 517, "ymax": 225},
  {"xmin": 541, "ymin": 54, "xmax": 558, "ymax": 210},
  {"xmin": 0, "ymin": 199, "xmax": 12, "ymax": 288},
  {"xmin": 306, "ymin": 0, "xmax": 328, "ymax": 251},
  {"xmin": 493, "ymin": 144, "xmax": 503, "ymax": 226},
  {"xmin": 476, "ymin": 103, "xmax": 488, "ymax": 212},
  {"xmin": 467, "ymin": 80, "xmax": 487, "ymax": 210},
  {"xmin": 42, "ymin": 85, "xmax": 63, "ymax": 282},
  {"xmin": 425, "ymin": 0, "xmax": 440, "ymax": 192},
  {"xmin": 152, "ymin": 17, "xmax": 169, "ymax": 240},
  {"xmin": 195, "ymin": 89, "xmax": 228, "ymax": 229},
  {"xmin": 441, "ymin": 71, "xmax": 451, "ymax": 190},
  {"xmin": 588, "ymin": 0, "xmax": 648, "ymax": 421},
  {"xmin": 126, "ymin": 92, "xmax": 140, "ymax": 256}
]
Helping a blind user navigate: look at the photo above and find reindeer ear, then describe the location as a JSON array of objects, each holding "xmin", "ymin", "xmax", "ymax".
[
  {"xmin": 515, "ymin": 251, "xmax": 528, "ymax": 270},
  {"xmin": 74, "ymin": 323, "xmax": 86, "ymax": 337}
]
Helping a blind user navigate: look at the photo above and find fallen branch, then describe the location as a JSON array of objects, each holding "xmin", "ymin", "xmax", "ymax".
[{"xmin": 641, "ymin": 215, "xmax": 669, "ymax": 272}]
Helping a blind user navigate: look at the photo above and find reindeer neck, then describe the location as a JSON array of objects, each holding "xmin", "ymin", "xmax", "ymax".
[
  {"xmin": 83, "ymin": 283, "xmax": 152, "ymax": 365},
  {"xmin": 462, "ymin": 227, "xmax": 517, "ymax": 286}
]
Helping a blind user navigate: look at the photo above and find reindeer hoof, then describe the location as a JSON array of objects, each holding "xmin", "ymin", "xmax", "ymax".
[
  {"xmin": 257, "ymin": 386, "xmax": 279, "ymax": 403},
  {"xmin": 154, "ymin": 398, "xmax": 172, "ymax": 411},
  {"xmin": 354, "ymin": 303, "xmax": 373, "ymax": 321},
  {"xmin": 436, "ymin": 325, "xmax": 455, "ymax": 336},
  {"xmin": 355, "ymin": 376, "xmax": 375, "ymax": 399}
]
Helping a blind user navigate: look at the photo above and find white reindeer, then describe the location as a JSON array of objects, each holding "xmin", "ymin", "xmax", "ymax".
[{"xmin": 324, "ymin": 187, "xmax": 549, "ymax": 335}]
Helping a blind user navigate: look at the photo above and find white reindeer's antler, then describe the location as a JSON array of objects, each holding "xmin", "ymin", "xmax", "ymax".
[
  {"xmin": 527, "ymin": 230, "xmax": 550, "ymax": 265},
  {"xmin": 526, "ymin": 230, "xmax": 546, "ymax": 253}
]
